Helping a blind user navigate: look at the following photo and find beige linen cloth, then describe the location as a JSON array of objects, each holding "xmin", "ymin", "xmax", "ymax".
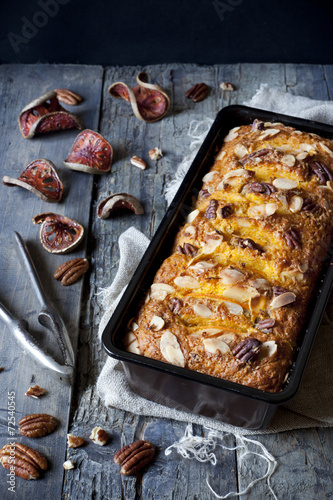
[{"xmin": 97, "ymin": 85, "xmax": 333, "ymax": 435}]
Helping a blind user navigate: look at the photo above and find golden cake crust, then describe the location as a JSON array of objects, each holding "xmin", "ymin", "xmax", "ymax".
[{"xmin": 125, "ymin": 120, "xmax": 333, "ymax": 393}]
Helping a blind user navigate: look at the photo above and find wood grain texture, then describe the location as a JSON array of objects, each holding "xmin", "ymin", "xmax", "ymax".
[
  {"xmin": 0, "ymin": 64, "xmax": 103, "ymax": 500},
  {"xmin": 0, "ymin": 63, "xmax": 333, "ymax": 500}
]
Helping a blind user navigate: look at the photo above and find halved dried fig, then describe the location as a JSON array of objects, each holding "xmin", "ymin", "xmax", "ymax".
[
  {"xmin": 18, "ymin": 91, "xmax": 82, "ymax": 139},
  {"xmin": 32, "ymin": 212, "xmax": 84, "ymax": 254},
  {"xmin": 3, "ymin": 159, "xmax": 63, "ymax": 202},
  {"xmin": 97, "ymin": 193, "xmax": 144, "ymax": 219},
  {"xmin": 108, "ymin": 72, "xmax": 170, "ymax": 123},
  {"xmin": 64, "ymin": 129, "xmax": 113, "ymax": 174}
]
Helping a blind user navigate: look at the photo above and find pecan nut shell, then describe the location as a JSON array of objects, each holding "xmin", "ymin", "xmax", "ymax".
[
  {"xmin": 285, "ymin": 228, "xmax": 301, "ymax": 249},
  {"xmin": 53, "ymin": 257, "xmax": 89, "ymax": 286},
  {"xmin": 232, "ymin": 338, "xmax": 262, "ymax": 363},
  {"xmin": 19, "ymin": 413, "xmax": 58, "ymax": 438},
  {"xmin": 0, "ymin": 442, "xmax": 47, "ymax": 480},
  {"xmin": 114, "ymin": 440, "xmax": 155, "ymax": 476},
  {"xmin": 170, "ymin": 297, "xmax": 183, "ymax": 314},
  {"xmin": 204, "ymin": 199, "xmax": 218, "ymax": 219},
  {"xmin": 55, "ymin": 88, "xmax": 83, "ymax": 106},
  {"xmin": 185, "ymin": 83, "xmax": 209, "ymax": 103}
]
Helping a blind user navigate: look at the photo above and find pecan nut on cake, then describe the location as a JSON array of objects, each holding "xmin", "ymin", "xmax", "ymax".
[{"xmin": 124, "ymin": 119, "xmax": 333, "ymax": 393}]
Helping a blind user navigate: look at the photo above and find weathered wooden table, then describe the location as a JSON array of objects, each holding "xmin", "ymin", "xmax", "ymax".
[{"xmin": 0, "ymin": 63, "xmax": 333, "ymax": 500}]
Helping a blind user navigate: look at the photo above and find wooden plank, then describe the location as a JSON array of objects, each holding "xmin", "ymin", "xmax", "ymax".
[{"xmin": 0, "ymin": 63, "xmax": 103, "ymax": 499}]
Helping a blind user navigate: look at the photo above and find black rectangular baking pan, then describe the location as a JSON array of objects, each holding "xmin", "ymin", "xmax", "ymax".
[{"xmin": 102, "ymin": 105, "xmax": 333, "ymax": 430}]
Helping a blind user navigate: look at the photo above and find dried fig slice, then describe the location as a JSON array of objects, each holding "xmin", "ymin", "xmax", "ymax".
[
  {"xmin": 97, "ymin": 193, "xmax": 144, "ymax": 218},
  {"xmin": 64, "ymin": 129, "xmax": 113, "ymax": 175},
  {"xmin": 32, "ymin": 212, "xmax": 84, "ymax": 254},
  {"xmin": 108, "ymin": 72, "xmax": 170, "ymax": 123},
  {"xmin": 3, "ymin": 159, "xmax": 63, "ymax": 202},
  {"xmin": 18, "ymin": 91, "xmax": 82, "ymax": 139}
]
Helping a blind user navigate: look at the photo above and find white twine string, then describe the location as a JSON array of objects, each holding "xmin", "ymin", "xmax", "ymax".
[{"xmin": 165, "ymin": 424, "xmax": 277, "ymax": 499}]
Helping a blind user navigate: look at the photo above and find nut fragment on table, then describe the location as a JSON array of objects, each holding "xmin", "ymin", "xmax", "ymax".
[
  {"xmin": 19, "ymin": 413, "xmax": 58, "ymax": 438},
  {"xmin": 0, "ymin": 442, "xmax": 47, "ymax": 480},
  {"xmin": 55, "ymin": 88, "xmax": 83, "ymax": 105},
  {"xmin": 220, "ymin": 82, "xmax": 235, "ymax": 91},
  {"xmin": 67, "ymin": 433, "xmax": 85, "ymax": 448},
  {"xmin": 130, "ymin": 155, "xmax": 147, "ymax": 170},
  {"xmin": 185, "ymin": 83, "xmax": 210, "ymax": 102},
  {"xmin": 25, "ymin": 384, "xmax": 46, "ymax": 399},
  {"xmin": 148, "ymin": 147, "xmax": 163, "ymax": 161},
  {"xmin": 53, "ymin": 257, "xmax": 89, "ymax": 286},
  {"xmin": 89, "ymin": 426, "xmax": 109, "ymax": 446},
  {"xmin": 63, "ymin": 460, "xmax": 75, "ymax": 470},
  {"xmin": 114, "ymin": 440, "xmax": 155, "ymax": 475}
]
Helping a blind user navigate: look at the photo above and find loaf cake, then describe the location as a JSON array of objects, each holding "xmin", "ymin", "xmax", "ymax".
[{"xmin": 125, "ymin": 119, "xmax": 333, "ymax": 393}]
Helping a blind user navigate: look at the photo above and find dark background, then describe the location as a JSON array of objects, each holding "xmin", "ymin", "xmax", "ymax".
[{"xmin": 0, "ymin": 0, "xmax": 332, "ymax": 66}]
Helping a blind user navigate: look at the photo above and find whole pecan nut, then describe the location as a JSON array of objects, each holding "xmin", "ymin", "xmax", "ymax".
[
  {"xmin": 204, "ymin": 199, "xmax": 218, "ymax": 219},
  {"xmin": 199, "ymin": 189, "xmax": 210, "ymax": 199},
  {"xmin": 220, "ymin": 204, "xmax": 234, "ymax": 219},
  {"xmin": 0, "ymin": 442, "xmax": 47, "ymax": 480},
  {"xmin": 177, "ymin": 243, "xmax": 198, "ymax": 257},
  {"xmin": 114, "ymin": 440, "xmax": 155, "ymax": 476},
  {"xmin": 19, "ymin": 413, "xmax": 58, "ymax": 438},
  {"xmin": 232, "ymin": 338, "xmax": 262, "ymax": 363},
  {"xmin": 310, "ymin": 161, "xmax": 333, "ymax": 184},
  {"xmin": 243, "ymin": 181, "xmax": 276, "ymax": 195},
  {"xmin": 185, "ymin": 83, "xmax": 209, "ymax": 103},
  {"xmin": 53, "ymin": 257, "xmax": 89, "ymax": 286},
  {"xmin": 170, "ymin": 297, "xmax": 183, "ymax": 314},
  {"xmin": 273, "ymin": 286, "xmax": 290, "ymax": 297},
  {"xmin": 256, "ymin": 318, "xmax": 276, "ymax": 332},
  {"xmin": 302, "ymin": 197, "xmax": 318, "ymax": 213},
  {"xmin": 241, "ymin": 148, "xmax": 271, "ymax": 164},
  {"xmin": 236, "ymin": 237, "xmax": 262, "ymax": 252},
  {"xmin": 285, "ymin": 228, "xmax": 301, "ymax": 249},
  {"xmin": 55, "ymin": 88, "xmax": 83, "ymax": 106}
]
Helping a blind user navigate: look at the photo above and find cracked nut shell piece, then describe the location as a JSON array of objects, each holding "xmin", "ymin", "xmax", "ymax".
[
  {"xmin": 114, "ymin": 440, "xmax": 155, "ymax": 476},
  {"xmin": 18, "ymin": 90, "xmax": 82, "ymax": 139},
  {"xmin": 89, "ymin": 426, "xmax": 109, "ymax": 446},
  {"xmin": 19, "ymin": 413, "xmax": 58, "ymax": 438},
  {"xmin": 67, "ymin": 434, "xmax": 85, "ymax": 448},
  {"xmin": 108, "ymin": 72, "xmax": 170, "ymax": 123},
  {"xmin": 0, "ymin": 442, "xmax": 47, "ymax": 480},
  {"xmin": 148, "ymin": 147, "xmax": 163, "ymax": 160},
  {"xmin": 130, "ymin": 155, "xmax": 146, "ymax": 170},
  {"xmin": 63, "ymin": 460, "xmax": 75, "ymax": 470},
  {"xmin": 64, "ymin": 129, "xmax": 113, "ymax": 174},
  {"xmin": 53, "ymin": 257, "xmax": 89, "ymax": 285},
  {"xmin": 32, "ymin": 212, "xmax": 84, "ymax": 254},
  {"xmin": 97, "ymin": 193, "xmax": 144, "ymax": 219},
  {"xmin": 3, "ymin": 159, "xmax": 63, "ymax": 202},
  {"xmin": 25, "ymin": 384, "xmax": 46, "ymax": 399}
]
